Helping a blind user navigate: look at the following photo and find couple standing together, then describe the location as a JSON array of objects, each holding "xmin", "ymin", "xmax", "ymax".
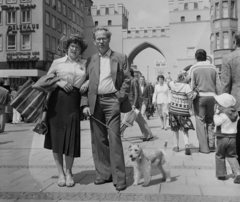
[{"xmin": 44, "ymin": 27, "xmax": 130, "ymax": 191}]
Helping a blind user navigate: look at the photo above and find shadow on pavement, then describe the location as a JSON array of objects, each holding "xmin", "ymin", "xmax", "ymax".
[{"xmin": 0, "ymin": 141, "xmax": 14, "ymax": 145}]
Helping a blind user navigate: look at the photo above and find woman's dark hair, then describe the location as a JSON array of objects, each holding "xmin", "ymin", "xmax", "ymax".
[
  {"xmin": 0, "ymin": 78, "xmax": 4, "ymax": 86},
  {"xmin": 234, "ymin": 32, "xmax": 240, "ymax": 47},
  {"xmin": 10, "ymin": 83, "xmax": 18, "ymax": 91},
  {"xmin": 195, "ymin": 49, "xmax": 207, "ymax": 61},
  {"xmin": 129, "ymin": 68, "xmax": 134, "ymax": 77},
  {"xmin": 63, "ymin": 35, "xmax": 88, "ymax": 54},
  {"xmin": 157, "ymin": 75, "xmax": 165, "ymax": 81}
]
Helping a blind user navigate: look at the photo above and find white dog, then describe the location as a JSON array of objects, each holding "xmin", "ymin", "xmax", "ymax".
[{"xmin": 129, "ymin": 141, "xmax": 171, "ymax": 186}]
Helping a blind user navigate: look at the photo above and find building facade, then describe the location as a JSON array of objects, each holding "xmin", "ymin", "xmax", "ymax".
[{"xmin": 0, "ymin": 0, "xmax": 92, "ymax": 85}]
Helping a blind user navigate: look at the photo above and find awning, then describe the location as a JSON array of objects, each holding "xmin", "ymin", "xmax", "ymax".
[{"xmin": 0, "ymin": 69, "xmax": 47, "ymax": 78}]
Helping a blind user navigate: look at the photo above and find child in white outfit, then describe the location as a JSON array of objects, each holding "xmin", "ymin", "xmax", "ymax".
[{"xmin": 213, "ymin": 93, "xmax": 240, "ymax": 183}]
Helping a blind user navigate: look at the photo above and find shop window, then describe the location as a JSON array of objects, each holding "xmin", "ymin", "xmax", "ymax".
[
  {"xmin": 95, "ymin": 21, "xmax": 98, "ymax": 26},
  {"xmin": 215, "ymin": 2, "xmax": 220, "ymax": 19},
  {"xmin": 0, "ymin": 35, "xmax": 2, "ymax": 51},
  {"xmin": 231, "ymin": 1, "xmax": 236, "ymax": 18},
  {"xmin": 21, "ymin": 34, "xmax": 31, "ymax": 50},
  {"xmin": 57, "ymin": 19, "xmax": 62, "ymax": 32},
  {"xmin": 76, "ymin": 0, "xmax": 80, "ymax": 9},
  {"xmin": 68, "ymin": 25, "xmax": 71, "ymax": 36},
  {"xmin": 108, "ymin": 20, "xmax": 112, "ymax": 26},
  {"xmin": 63, "ymin": 4, "xmax": 67, "ymax": 16},
  {"xmin": 52, "ymin": 37, "xmax": 56, "ymax": 53},
  {"xmin": 216, "ymin": 33, "xmax": 220, "ymax": 49},
  {"xmin": 6, "ymin": 0, "xmax": 16, "ymax": 3},
  {"xmin": 45, "ymin": 0, "xmax": 50, "ymax": 5},
  {"xmin": 223, "ymin": 31, "xmax": 229, "ymax": 49},
  {"xmin": 63, "ymin": 22, "xmax": 67, "ymax": 35},
  {"xmin": 7, "ymin": 11, "xmax": 16, "ymax": 24},
  {"xmin": 21, "ymin": 10, "xmax": 31, "ymax": 23},
  {"xmin": 57, "ymin": 0, "xmax": 62, "ymax": 13},
  {"xmin": 7, "ymin": 34, "xmax": 16, "ymax": 50},
  {"xmin": 45, "ymin": 11, "xmax": 50, "ymax": 26},
  {"xmin": 181, "ymin": 16, "xmax": 185, "ymax": 22},
  {"xmin": 52, "ymin": 15, "xmax": 56, "ymax": 29},
  {"xmin": 222, "ymin": 1, "xmax": 228, "ymax": 18},
  {"xmin": 45, "ymin": 34, "xmax": 50, "ymax": 50},
  {"xmin": 72, "ymin": 11, "xmax": 75, "ymax": 23},
  {"xmin": 68, "ymin": 7, "xmax": 71, "ymax": 20},
  {"xmin": 52, "ymin": 0, "xmax": 56, "ymax": 9},
  {"xmin": 81, "ymin": 1, "xmax": 84, "ymax": 12},
  {"xmin": 196, "ymin": 15, "xmax": 201, "ymax": 21}
]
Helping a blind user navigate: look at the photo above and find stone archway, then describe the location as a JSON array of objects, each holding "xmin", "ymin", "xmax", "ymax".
[{"xmin": 127, "ymin": 42, "xmax": 166, "ymax": 65}]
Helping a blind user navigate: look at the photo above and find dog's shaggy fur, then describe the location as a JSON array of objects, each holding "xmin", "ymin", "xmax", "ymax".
[{"xmin": 129, "ymin": 142, "xmax": 171, "ymax": 186}]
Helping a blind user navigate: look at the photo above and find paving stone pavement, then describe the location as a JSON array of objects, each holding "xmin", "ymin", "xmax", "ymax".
[{"xmin": 1, "ymin": 115, "xmax": 240, "ymax": 202}]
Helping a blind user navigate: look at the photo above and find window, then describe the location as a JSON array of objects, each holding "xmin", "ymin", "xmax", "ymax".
[
  {"xmin": 57, "ymin": 19, "xmax": 62, "ymax": 32},
  {"xmin": 57, "ymin": 39, "xmax": 61, "ymax": 55},
  {"xmin": 108, "ymin": 20, "xmax": 112, "ymax": 26},
  {"xmin": 0, "ymin": 35, "xmax": 2, "ymax": 51},
  {"xmin": 95, "ymin": 21, "xmax": 98, "ymax": 26},
  {"xmin": 222, "ymin": 1, "xmax": 228, "ymax": 18},
  {"xmin": 216, "ymin": 33, "xmax": 220, "ymax": 49},
  {"xmin": 72, "ymin": 0, "xmax": 76, "ymax": 5},
  {"xmin": 52, "ymin": 0, "xmax": 56, "ymax": 9},
  {"xmin": 72, "ymin": 28, "xmax": 76, "ymax": 34},
  {"xmin": 231, "ymin": 1, "xmax": 236, "ymax": 18},
  {"xmin": 57, "ymin": 0, "xmax": 61, "ymax": 13},
  {"xmin": 187, "ymin": 47, "xmax": 195, "ymax": 57},
  {"xmin": 7, "ymin": 35, "xmax": 16, "ymax": 50},
  {"xmin": 232, "ymin": 31, "xmax": 236, "ymax": 48},
  {"xmin": 45, "ymin": 12, "xmax": 50, "ymax": 26},
  {"xmin": 6, "ymin": 0, "xmax": 16, "ymax": 3},
  {"xmin": 196, "ymin": 15, "xmax": 201, "ymax": 21},
  {"xmin": 181, "ymin": 16, "xmax": 185, "ymax": 22},
  {"xmin": 210, "ymin": 34, "xmax": 214, "ymax": 53},
  {"xmin": 194, "ymin": 2, "xmax": 198, "ymax": 9},
  {"xmin": 72, "ymin": 11, "xmax": 75, "ymax": 22},
  {"xmin": 0, "ymin": 11, "xmax": 2, "ymax": 25},
  {"xmin": 215, "ymin": 3, "xmax": 220, "ymax": 19},
  {"xmin": 21, "ymin": 10, "xmax": 31, "ymax": 23},
  {"xmin": 68, "ymin": 25, "xmax": 71, "ymax": 36},
  {"xmin": 63, "ymin": 4, "xmax": 67, "ymax": 16},
  {"xmin": 21, "ymin": 34, "xmax": 31, "ymax": 50},
  {"xmin": 184, "ymin": 3, "xmax": 188, "ymax": 10},
  {"xmin": 45, "ymin": 34, "xmax": 50, "ymax": 50},
  {"xmin": 223, "ymin": 31, "xmax": 229, "ymax": 49},
  {"xmin": 7, "ymin": 11, "xmax": 16, "ymax": 24},
  {"xmin": 76, "ymin": 14, "xmax": 80, "ymax": 25},
  {"xmin": 52, "ymin": 37, "xmax": 56, "ymax": 53},
  {"xmin": 0, "ymin": 0, "xmax": 2, "ymax": 4},
  {"xmin": 80, "ymin": 17, "xmax": 83, "ymax": 27},
  {"xmin": 63, "ymin": 22, "xmax": 67, "ymax": 35},
  {"xmin": 68, "ymin": 7, "xmax": 71, "ymax": 20},
  {"xmin": 52, "ymin": 15, "xmax": 56, "ymax": 29},
  {"xmin": 21, "ymin": 0, "xmax": 31, "ymax": 2},
  {"xmin": 76, "ymin": 0, "xmax": 80, "ymax": 9},
  {"xmin": 80, "ymin": 1, "xmax": 84, "ymax": 12},
  {"xmin": 210, "ymin": 6, "xmax": 214, "ymax": 17},
  {"xmin": 45, "ymin": 0, "xmax": 50, "ymax": 5}
]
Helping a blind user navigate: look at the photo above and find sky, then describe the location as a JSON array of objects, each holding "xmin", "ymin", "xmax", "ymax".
[{"xmin": 92, "ymin": 0, "xmax": 169, "ymax": 82}]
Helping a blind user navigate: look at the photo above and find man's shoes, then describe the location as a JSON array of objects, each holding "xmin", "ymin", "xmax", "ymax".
[
  {"xmin": 185, "ymin": 145, "xmax": 191, "ymax": 155},
  {"xmin": 209, "ymin": 147, "xmax": 216, "ymax": 152},
  {"xmin": 234, "ymin": 172, "xmax": 240, "ymax": 184},
  {"xmin": 217, "ymin": 176, "xmax": 226, "ymax": 180},
  {"xmin": 116, "ymin": 184, "xmax": 126, "ymax": 191},
  {"xmin": 172, "ymin": 146, "xmax": 179, "ymax": 152},
  {"xmin": 142, "ymin": 138, "xmax": 149, "ymax": 141},
  {"xmin": 94, "ymin": 178, "xmax": 112, "ymax": 185},
  {"xmin": 147, "ymin": 136, "xmax": 153, "ymax": 141}
]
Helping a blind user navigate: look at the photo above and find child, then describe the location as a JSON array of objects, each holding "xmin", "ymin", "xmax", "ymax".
[
  {"xmin": 167, "ymin": 71, "xmax": 197, "ymax": 155},
  {"xmin": 213, "ymin": 93, "xmax": 240, "ymax": 183}
]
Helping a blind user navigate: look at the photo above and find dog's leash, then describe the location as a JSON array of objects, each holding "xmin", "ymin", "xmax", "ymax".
[{"xmin": 89, "ymin": 115, "xmax": 133, "ymax": 144}]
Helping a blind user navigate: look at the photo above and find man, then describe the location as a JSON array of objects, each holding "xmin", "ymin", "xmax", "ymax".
[
  {"xmin": 82, "ymin": 27, "xmax": 131, "ymax": 191},
  {"xmin": 123, "ymin": 68, "xmax": 153, "ymax": 141},
  {"xmin": 0, "ymin": 79, "xmax": 10, "ymax": 133},
  {"xmin": 221, "ymin": 32, "xmax": 240, "ymax": 164},
  {"xmin": 139, "ymin": 76, "xmax": 152, "ymax": 120},
  {"xmin": 189, "ymin": 49, "xmax": 221, "ymax": 153}
]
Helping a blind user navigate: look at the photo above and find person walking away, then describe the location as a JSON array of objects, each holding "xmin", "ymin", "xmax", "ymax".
[
  {"xmin": 82, "ymin": 27, "xmax": 131, "ymax": 191},
  {"xmin": 122, "ymin": 68, "xmax": 153, "ymax": 141},
  {"xmin": 44, "ymin": 35, "xmax": 88, "ymax": 187},
  {"xmin": 153, "ymin": 75, "xmax": 170, "ymax": 130},
  {"xmin": 213, "ymin": 93, "xmax": 240, "ymax": 183},
  {"xmin": 0, "ymin": 79, "xmax": 10, "ymax": 133},
  {"xmin": 188, "ymin": 49, "xmax": 221, "ymax": 153},
  {"xmin": 221, "ymin": 32, "xmax": 240, "ymax": 165},
  {"xmin": 10, "ymin": 83, "xmax": 22, "ymax": 124},
  {"xmin": 167, "ymin": 72, "xmax": 197, "ymax": 155}
]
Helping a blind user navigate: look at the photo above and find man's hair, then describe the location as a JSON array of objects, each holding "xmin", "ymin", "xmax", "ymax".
[
  {"xmin": 195, "ymin": 49, "xmax": 207, "ymax": 61},
  {"xmin": 129, "ymin": 68, "xmax": 134, "ymax": 77},
  {"xmin": 234, "ymin": 32, "xmax": 240, "ymax": 47},
  {"xmin": 0, "ymin": 78, "xmax": 4, "ymax": 86},
  {"xmin": 157, "ymin": 75, "xmax": 165, "ymax": 81},
  {"xmin": 92, "ymin": 27, "xmax": 112, "ymax": 40}
]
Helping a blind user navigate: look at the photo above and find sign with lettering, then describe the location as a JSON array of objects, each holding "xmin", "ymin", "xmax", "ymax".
[
  {"xmin": 7, "ymin": 52, "xmax": 40, "ymax": 62},
  {"xmin": 7, "ymin": 24, "xmax": 39, "ymax": 34},
  {"xmin": 1, "ymin": 4, "xmax": 36, "ymax": 11}
]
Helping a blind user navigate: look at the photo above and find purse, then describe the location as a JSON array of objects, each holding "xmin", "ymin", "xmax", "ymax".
[{"xmin": 33, "ymin": 121, "xmax": 48, "ymax": 135}]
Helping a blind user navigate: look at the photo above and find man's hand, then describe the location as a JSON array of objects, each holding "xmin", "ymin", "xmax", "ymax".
[
  {"xmin": 132, "ymin": 105, "xmax": 136, "ymax": 110},
  {"xmin": 80, "ymin": 80, "xmax": 89, "ymax": 93},
  {"xmin": 83, "ymin": 107, "xmax": 91, "ymax": 116},
  {"xmin": 57, "ymin": 80, "xmax": 73, "ymax": 93}
]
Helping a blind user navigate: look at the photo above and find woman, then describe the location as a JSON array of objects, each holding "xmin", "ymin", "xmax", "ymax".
[
  {"xmin": 44, "ymin": 35, "xmax": 88, "ymax": 187},
  {"xmin": 10, "ymin": 83, "xmax": 22, "ymax": 124},
  {"xmin": 152, "ymin": 75, "xmax": 170, "ymax": 130}
]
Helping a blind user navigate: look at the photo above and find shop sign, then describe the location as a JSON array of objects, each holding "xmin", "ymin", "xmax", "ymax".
[
  {"xmin": 7, "ymin": 51, "xmax": 40, "ymax": 62},
  {"xmin": 7, "ymin": 24, "xmax": 39, "ymax": 34},
  {"xmin": 1, "ymin": 4, "xmax": 36, "ymax": 11}
]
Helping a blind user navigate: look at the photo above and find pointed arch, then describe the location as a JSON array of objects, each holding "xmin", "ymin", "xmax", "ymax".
[{"xmin": 128, "ymin": 42, "xmax": 166, "ymax": 65}]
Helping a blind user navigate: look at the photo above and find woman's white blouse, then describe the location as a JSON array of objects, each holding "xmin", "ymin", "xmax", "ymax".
[
  {"xmin": 47, "ymin": 55, "xmax": 87, "ymax": 89},
  {"xmin": 152, "ymin": 83, "xmax": 170, "ymax": 104}
]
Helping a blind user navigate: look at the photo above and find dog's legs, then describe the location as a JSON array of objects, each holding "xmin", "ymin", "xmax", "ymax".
[
  {"xmin": 143, "ymin": 163, "xmax": 151, "ymax": 186},
  {"xmin": 159, "ymin": 162, "xmax": 171, "ymax": 183},
  {"xmin": 133, "ymin": 166, "xmax": 141, "ymax": 186}
]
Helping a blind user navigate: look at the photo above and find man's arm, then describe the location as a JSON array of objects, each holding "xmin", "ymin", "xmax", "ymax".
[
  {"xmin": 221, "ymin": 55, "xmax": 231, "ymax": 94},
  {"xmin": 80, "ymin": 58, "xmax": 90, "ymax": 108},
  {"xmin": 132, "ymin": 79, "xmax": 139, "ymax": 108}
]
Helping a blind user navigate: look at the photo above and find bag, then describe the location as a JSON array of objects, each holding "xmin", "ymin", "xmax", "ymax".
[
  {"xmin": 33, "ymin": 121, "xmax": 48, "ymax": 135},
  {"xmin": 32, "ymin": 71, "xmax": 59, "ymax": 92},
  {"xmin": 10, "ymin": 80, "xmax": 47, "ymax": 122}
]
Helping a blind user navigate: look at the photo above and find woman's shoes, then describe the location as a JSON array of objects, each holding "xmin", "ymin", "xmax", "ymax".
[
  {"xmin": 172, "ymin": 146, "xmax": 179, "ymax": 152},
  {"xmin": 185, "ymin": 145, "xmax": 191, "ymax": 155},
  {"xmin": 58, "ymin": 176, "xmax": 66, "ymax": 187},
  {"xmin": 66, "ymin": 175, "xmax": 75, "ymax": 187}
]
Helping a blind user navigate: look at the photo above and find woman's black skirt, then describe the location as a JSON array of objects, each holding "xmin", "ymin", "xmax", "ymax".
[
  {"xmin": 44, "ymin": 87, "xmax": 81, "ymax": 157},
  {"xmin": 169, "ymin": 112, "xmax": 195, "ymax": 132}
]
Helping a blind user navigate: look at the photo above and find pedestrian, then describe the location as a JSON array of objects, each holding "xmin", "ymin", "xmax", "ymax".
[
  {"xmin": 221, "ymin": 32, "xmax": 240, "ymax": 165},
  {"xmin": 44, "ymin": 35, "xmax": 88, "ymax": 187},
  {"xmin": 139, "ymin": 76, "xmax": 153, "ymax": 120},
  {"xmin": 82, "ymin": 27, "xmax": 131, "ymax": 191},
  {"xmin": 10, "ymin": 83, "xmax": 22, "ymax": 124},
  {"xmin": 213, "ymin": 93, "xmax": 240, "ymax": 183},
  {"xmin": 189, "ymin": 49, "xmax": 221, "ymax": 153},
  {"xmin": 122, "ymin": 68, "xmax": 153, "ymax": 141},
  {"xmin": 153, "ymin": 75, "xmax": 170, "ymax": 130},
  {"xmin": 0, "ymin": 78, "xmax": 10, "ymax": 133},
  {"xmin": 168, "ymin": 71, "xmax": 196, "ymax": 155}
]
